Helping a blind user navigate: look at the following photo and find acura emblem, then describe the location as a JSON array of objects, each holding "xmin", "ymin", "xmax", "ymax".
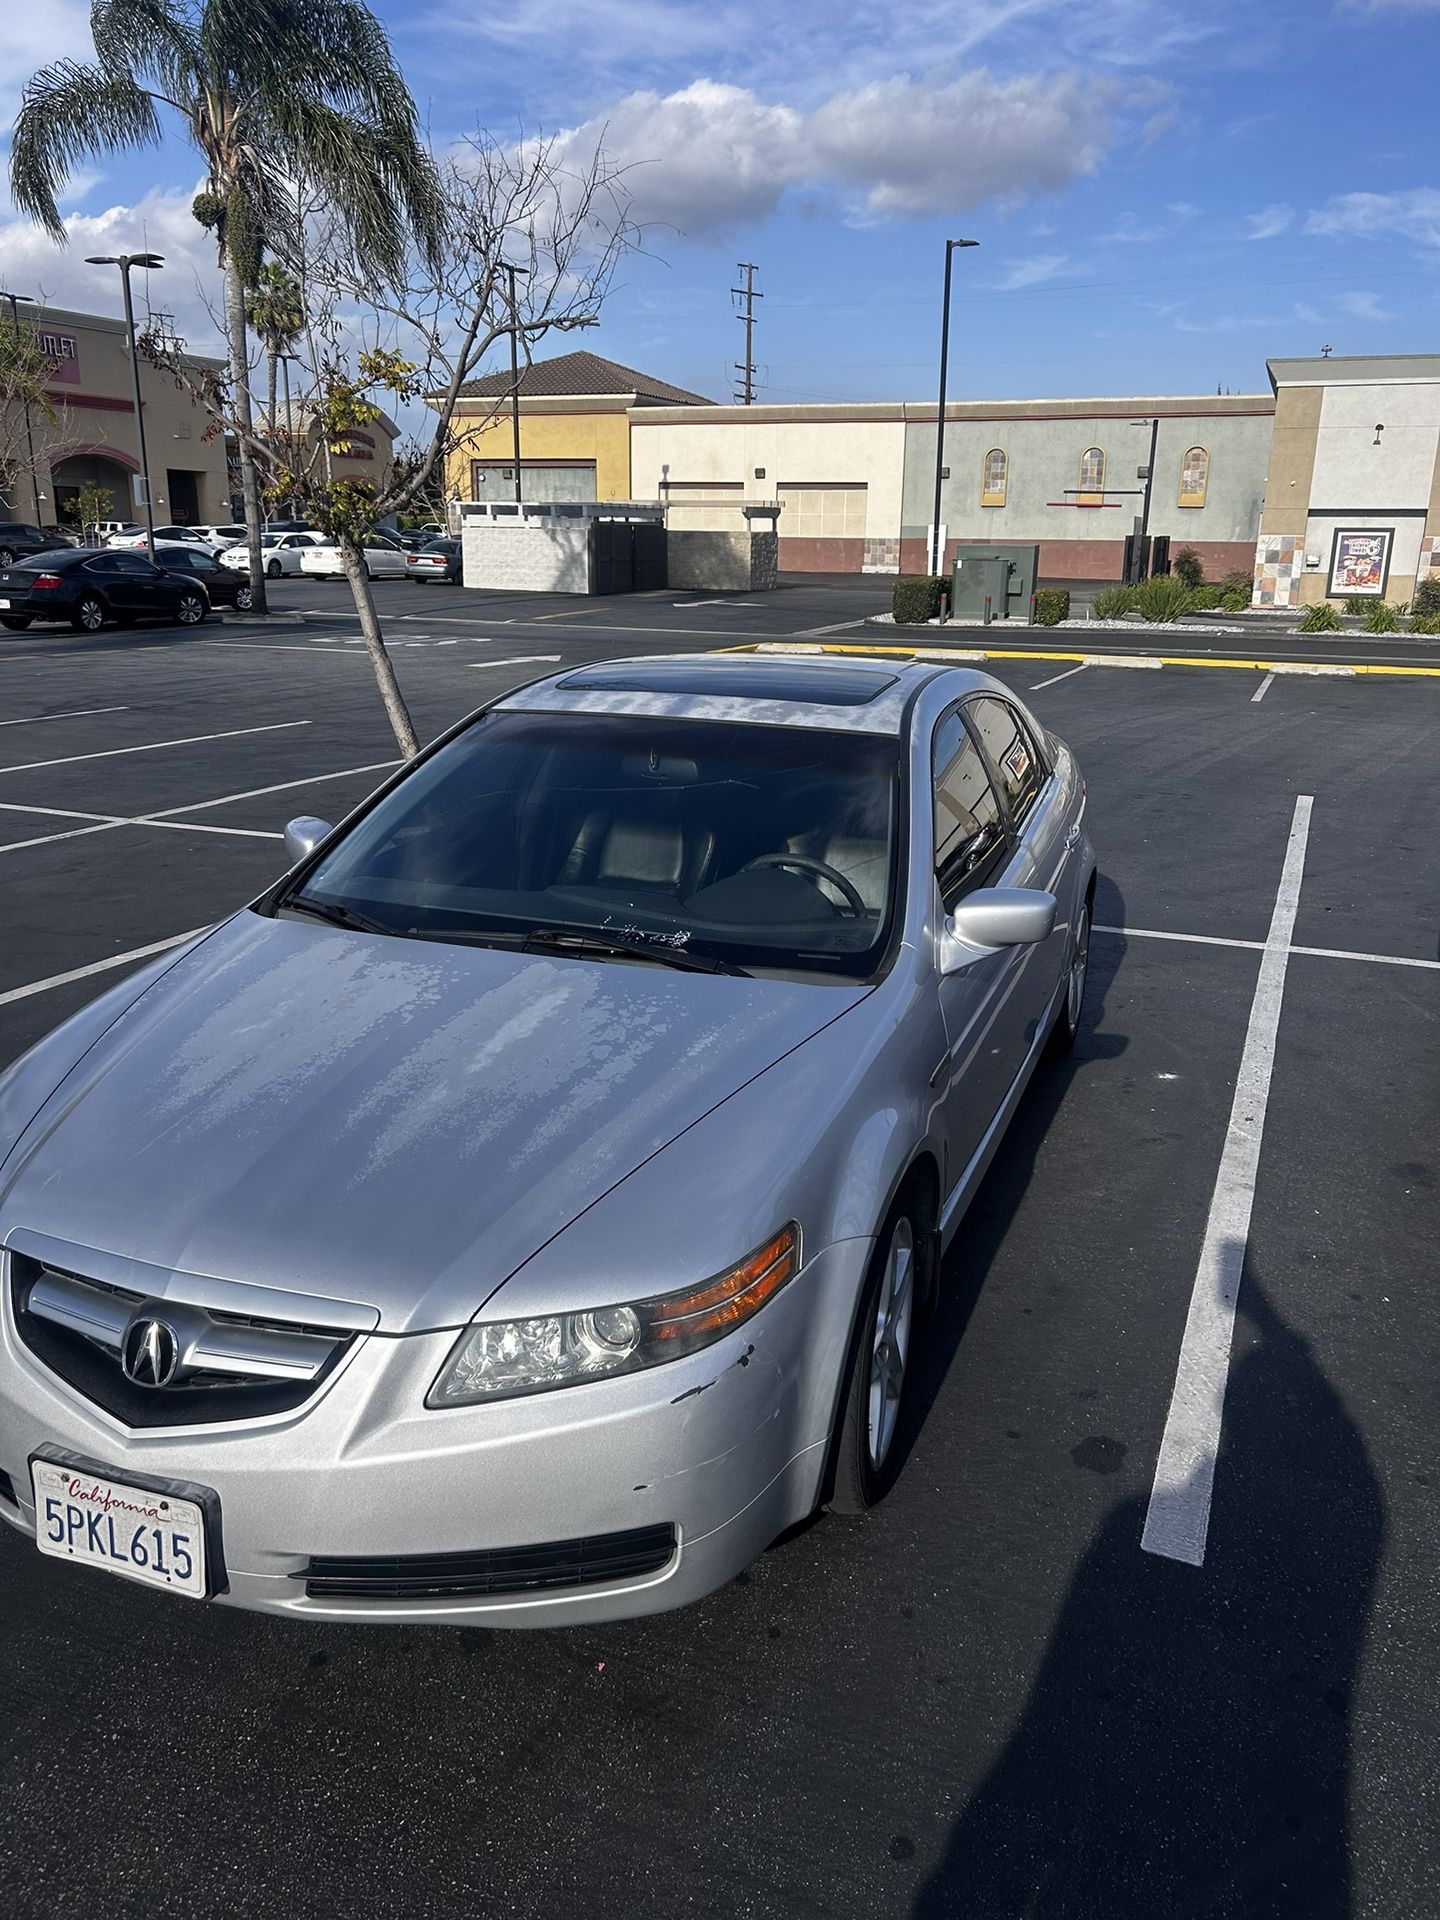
[{"xmin": 121, "ymin": 1316, "xmax": 180, "ymax": 1388}]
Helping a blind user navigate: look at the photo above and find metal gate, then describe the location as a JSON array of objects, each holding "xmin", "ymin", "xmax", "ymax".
[{"xmin": 592, "ymin": 519, "xmax": 667, "ymax": 595}]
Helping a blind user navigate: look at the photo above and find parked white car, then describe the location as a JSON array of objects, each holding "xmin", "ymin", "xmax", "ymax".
[
  {"xmin": 107, "ymin": 525, "xmax": 232, "ymax": 555},
  {"xmin": 220, "ymin": 531, "xmax": 326, "ymax": 578},
  {"xmin": 299, "ymin": 536, "xmax": 408, "ymax": 580}
]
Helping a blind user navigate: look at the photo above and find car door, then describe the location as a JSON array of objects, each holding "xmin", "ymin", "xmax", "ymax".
[
  {"xmin": 89, "ymin": 551, "xmax": 151, "ymax": 615},
  {"xmin": 965, "ymin": 694, "xmax": 1073, "ymax": 1043},
  {"xmin": 369, "ymin": 540, "xmax": 406, "ymax": 578},
  {"xmin": 931, "ymin": 706, "xmax": 1026, "ymax": 1196}
]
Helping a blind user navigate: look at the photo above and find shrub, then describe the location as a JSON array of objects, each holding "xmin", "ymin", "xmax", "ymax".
[
  {"xmin": 1186, "ymin": 584, "xmax": 1224, "ymax": 611},
  {"xmin": 1132, "ymin": 574, "xmax": 1195, "ymax": 623},
  {"xmin": 1409, "ymin": 611, "xmax": 1440, "ymax": 634},
  {"xmin": 1091, "ymin": 583, "xmax": 1137, "ymax": 620},
  {"xmin": 1220, "ymin": 588, "xmax": 1251, "ymax": 611},
  {"xmin": 1222, "ymin": 569, "xmax": 1253, "ymax": 600},
  {"xmin": 1298, "ymin": 601, "xmax": 1341, "ymax": 631},
  {"xmin": 1411, "ymin": 578, "xmax": 1440, "ymax": 618},
  {"xmin": 893, "ymin": 574, "xmax": 945, "ymax": 624},
  {"xmin": 1033, "ymin": 587, "xmax": 1070, "ymax": 627},
  {"xmin": 1171, "ymin": 545, "xmax": 1205, "ymax": 589},
  {"xmin": 1343, "ymin": 595, "xmax": 1370, "ymax": 617},
  {"xmin": 1362, "ymin": 600, "xmax": 1403, "ymax": 633}
]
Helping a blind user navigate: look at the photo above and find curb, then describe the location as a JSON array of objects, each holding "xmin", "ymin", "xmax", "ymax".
[{"xmin": 729, "ymin": 641, "xmax": 1440, "ymax": 679}]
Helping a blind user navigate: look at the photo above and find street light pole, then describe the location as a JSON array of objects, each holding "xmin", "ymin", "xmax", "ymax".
[
  {"xmin": 1, "ymin": 291, "xmax": 44, "ymax": 524},
  {"xmin": 930, "ymin": 239, "xmax": 979, "ymax": 579},
  {"xmin": 503, "ymin": 262, "xmax": 531, "ymax": 507},
  {"xmin": 278, "ymin": 351, "xmax": 298, "ymax": 515},
  {"xmin": 86, "ymin": 252, "xmax": 164, "ymax": 563},
  {"xmin": 1130, "ymin": 415, "xmax": 1160, "ymax": 581}
]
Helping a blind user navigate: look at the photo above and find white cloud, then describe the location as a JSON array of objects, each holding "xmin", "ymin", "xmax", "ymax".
[
  {"xmin": 994, "ymin": 252, "xmax": 1072, "ymax": 290},
  {"xmin": 1305, "ymin": 189, "xmax": 1440, "ymax": 247},
  {"xmin": 1246, "ymin": 203, "xmax": 1293, "ymax": 240},
  {"xmin": 0, "ymin": 1, "xmax": 94, "ymax": 142},
  {"xmin": 541, "ymin": 70, "xmax": 1138, "ymax": 240},
  {"xmin": 1335, "ymin": 2, "xmax": 1440, "ymax": 12},
  {"xmin": 1336, "ymin": 289, "xmax": 1393, "ymax": 320}
]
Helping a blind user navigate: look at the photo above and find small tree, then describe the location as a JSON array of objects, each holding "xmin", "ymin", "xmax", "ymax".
[
  {"xmin": 71, "ymin": 480, "xmax": 118, "ymax": 542},
  {"xmin": 1172, "ymin": 545, "xmax": 1205, "ymax": 589},
  {"xmin": 0, "ymin": 317, "xmax": 72, "ymax": 519}
]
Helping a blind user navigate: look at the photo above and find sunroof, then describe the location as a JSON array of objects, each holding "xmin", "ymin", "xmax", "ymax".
[{"xmin": 556, "ymin": 660, "xmax": 899, "ymax": 706}]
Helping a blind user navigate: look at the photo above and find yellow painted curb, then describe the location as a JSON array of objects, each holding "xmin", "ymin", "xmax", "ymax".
[{"xmin": 719, "ymin": 640, "xmax": 1440, "ymax": 679}]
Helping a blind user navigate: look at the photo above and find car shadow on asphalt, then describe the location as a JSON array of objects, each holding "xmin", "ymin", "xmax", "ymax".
[{"xmin": 907, "ymin": 1262, "xmax": 1383, "ymax": 1918}]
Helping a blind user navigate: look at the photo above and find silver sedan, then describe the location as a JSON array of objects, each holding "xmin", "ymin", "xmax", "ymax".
[{"xmin": 0, "ymin": 653, "xmax": 1094, "ymax": 1627}]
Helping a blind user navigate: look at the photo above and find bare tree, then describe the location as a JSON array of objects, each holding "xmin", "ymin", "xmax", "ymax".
[
  {"xmin": 0, "ymin": 316, "xmax": 74, "ymax": 525},
  {"xmin": 147, "ymin": 132, "xmax": 639, "ymax": 758}
]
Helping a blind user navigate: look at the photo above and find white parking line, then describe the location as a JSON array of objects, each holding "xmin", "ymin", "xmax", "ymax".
[
  {"xmin": 0, "ymin": 705, "xmax": 130, "ymax": 729},
  {"xmin": 0, "ymin": 928, "xmax": 211, "ymax": 1008},
  {"xmin": 1095, "ymin": 923, "xmax": 1440, "ymax": 969},
  {"xmin": 0, "ymin": 720, "xmax": 310, "ymax": 776},
  {"xmin": 1252, "ymin": 673, "xmax": 1275, "ymax": 704},
  {"xmin": 1141, "ymin": 795, "xmax": 1313, "ymax": 1568},
  {"xmin": 1030, "ymin": 664, "xmax": 1088, "ymax": 691},
  {"xmin": 468, "ymin": 656, "xmax": 561, "ymax": 669},
  {"xmin": 796, "ymin": 618, "xmax": 870, "ymax": 638}
]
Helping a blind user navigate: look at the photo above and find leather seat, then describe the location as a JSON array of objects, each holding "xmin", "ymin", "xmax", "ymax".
[
  {"xmin": 558, "ymin": 802, "xmax": 716, "ymax": 899},
  {"xmin": 783, "ymin": 830, "xmax": 888, "ymax": 912}
]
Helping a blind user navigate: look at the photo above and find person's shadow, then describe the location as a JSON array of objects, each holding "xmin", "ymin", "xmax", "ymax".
[{"xmin": 911, "ymin": 1262, "xmax": 1383, "ymax": 1918}]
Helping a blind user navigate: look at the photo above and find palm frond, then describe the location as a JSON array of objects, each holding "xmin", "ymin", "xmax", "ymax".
[
  {"xmin": 9, "ymin": 59, "xmax": 163, "ymax": 240},
  {"xmin": 264, "ymin": 98, "xmax": 441, "ymax": 283},
  {"xmin": 91, "ymin": 0, "xmax": 199, "ymax": 105}
]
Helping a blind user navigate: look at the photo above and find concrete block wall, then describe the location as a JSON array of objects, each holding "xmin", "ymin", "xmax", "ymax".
[
  {"xmin": 667, "ymin": 530, "xmax": 775, "ymax": 591},
  {"xmin": 461, "ymin": 521, "xmax": 592, "ymax": 593}
]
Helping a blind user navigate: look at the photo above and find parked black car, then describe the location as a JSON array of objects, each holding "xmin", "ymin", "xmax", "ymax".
[
  {"xmin": 405, "ymin": 537, "xmax": 462, "ymax": 583},
  {"xmin": 156, "ymin": 543, "xmax": 254, "ymax": 611},
  {"xmin": 0, "ymin": 548, "xmax": 210, "ymax": 633},
  {"xmin": 0, "ymin": 522, "xmax": 73, "ymax": 568}
]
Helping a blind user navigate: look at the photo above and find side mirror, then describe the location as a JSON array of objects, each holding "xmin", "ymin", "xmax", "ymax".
[
  {"xmin": 284, "ymin": 816, "xmax": 333, "ymax": 865},
  {"xmin": 940, "ymin": 887, "xmax": 1057, "ymax": 973}
]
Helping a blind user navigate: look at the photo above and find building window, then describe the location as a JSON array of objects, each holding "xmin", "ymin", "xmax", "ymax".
[
  {"xmin": 1179, "ymin": 445, "xmax": 1209, "ymax": 509},
  {"xmin": 981, "ymin": 448, "xmax": 1007, "ymax": 508},
  {"xmin": 775, "ymin": 484, "xmax": 868, "ymax": 540},
  {"xmin": 1078, "ymin": 446, "xmax": 1106, "ymax": 504}
]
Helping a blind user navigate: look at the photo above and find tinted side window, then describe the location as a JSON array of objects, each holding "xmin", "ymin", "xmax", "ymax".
[
  {"xmin": 84, "ymin": 555, "xmax": 120, "ymax": 575},
  {"xmin": 968, "ymin": 697, "xmax": 1045, "ymax": 831},
  {"xmin": 111, "ymin": 554, "xmax": 155, "ymax": 575},
  {"xmin": 933, "ymin": 712, "xmax": 1008, "ymax": 905}
]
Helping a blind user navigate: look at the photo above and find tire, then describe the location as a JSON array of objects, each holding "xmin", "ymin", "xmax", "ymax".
[
  {"xmin": 72, "ymin": 595, "xmax": 106, "ymax": 633},
  {"xmin": 176, "ymin": 591, "xmax": 206, "ymax": 627},
  {"xmin": 1, "ymin": 615, "xmax": 32, "ymax": 631},
  {"xmin": 1047, "ymin": 893, "xmax": 1091, "ymax": 1057},
  {"xmin": 0, "ymin": 549, "xmax": 14, "ymax": 568},
  {"xmin": 829, "ymin": 1186, "xmax": 929, "ymax": 1514},
  {"xmin": 266, "ymin": 558, "xmax": 283, "ymax": 578},
  {"xmin": 234, "ymin": 584, "xmax": 253, "ymax": 611}
]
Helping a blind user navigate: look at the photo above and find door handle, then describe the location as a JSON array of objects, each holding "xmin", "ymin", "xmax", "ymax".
[{"xmin": 1065, "ymin": 823, "xmax": 1081, "ymax": 848}]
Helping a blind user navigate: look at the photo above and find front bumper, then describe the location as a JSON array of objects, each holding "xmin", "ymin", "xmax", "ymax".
[{"xmin": 0, "ymin": 1240, "xmax": 871, "ymax": 1628}]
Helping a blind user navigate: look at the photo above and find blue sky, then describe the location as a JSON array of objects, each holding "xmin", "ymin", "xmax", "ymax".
[{"xmin": 3, "ymin": 0, "xmax": 1440, "ymax": 403}]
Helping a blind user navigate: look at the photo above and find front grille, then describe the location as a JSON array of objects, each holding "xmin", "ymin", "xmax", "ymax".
[
  {"xmin": 299, "ymin": 1524, "xmax": 678, "ymax": 1601},
  {"xmin": 10, "ymin": 1257, "xmax": 356, "ymax": 1429}
]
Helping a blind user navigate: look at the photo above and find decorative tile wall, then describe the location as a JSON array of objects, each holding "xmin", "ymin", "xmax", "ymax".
[
  {"xmin": 1414, "ymin": 534, "xmax": 1440, "ymax": 590},
  {"xmin": 862, "ymin": 536, "xmax": 900, "ymax": 574},
  {"xmin": 1252, "ymin": 533, "xmax": 1304, "ymax": 608}
]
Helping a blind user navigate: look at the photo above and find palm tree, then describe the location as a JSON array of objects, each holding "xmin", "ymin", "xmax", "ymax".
[
  {"xmin": 247, "ymin": 261, "xmax": 306, "ymax": 439},
  {"xmin": 10, "ymin": 0, "xmax": 443, "ymax": 613}
]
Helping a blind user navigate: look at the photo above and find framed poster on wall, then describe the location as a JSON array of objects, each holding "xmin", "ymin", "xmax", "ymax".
[{"xmin": 1327, "ymin": 528, "xmax": 1393, "ymax": 598}]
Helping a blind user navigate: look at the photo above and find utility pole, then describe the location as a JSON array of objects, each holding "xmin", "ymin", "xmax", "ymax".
[
  {"xmin": 731, "ymin": 263, "xmax": 761, "ymax": 404},
  {"xmin": 1, "ymin": 292, "xmax": 44, "ymax": 523}
]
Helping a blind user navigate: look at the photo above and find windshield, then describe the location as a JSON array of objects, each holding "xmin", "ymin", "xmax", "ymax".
[{"xmin": 285, "ymin": 710, "xmax": 901, "ymax": 979}]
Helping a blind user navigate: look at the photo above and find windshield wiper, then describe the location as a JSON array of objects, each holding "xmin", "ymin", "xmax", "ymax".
[
  {"xmin": 522, "ymin": 928, "xmax": 749, "ymax": 977},
  {"xmin": 284, "ymin": 896, "xmax": 396, "ymax": 937}
]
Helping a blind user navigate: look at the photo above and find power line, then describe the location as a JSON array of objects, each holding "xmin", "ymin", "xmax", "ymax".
[{"xmin": 730, "ymin": 262, "xmax": 761, "ymax": 404}]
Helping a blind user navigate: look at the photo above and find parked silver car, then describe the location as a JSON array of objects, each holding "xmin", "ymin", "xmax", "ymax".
[{"xmin": 0, "ymin": 653, "xmax": 1094, "ymax": 1626}]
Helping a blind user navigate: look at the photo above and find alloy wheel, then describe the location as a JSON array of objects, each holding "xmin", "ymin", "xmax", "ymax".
[
  {"xmin": 0, "ymin": 549, "xmax": 14, "ymax": 567},
  {"xmin": 867, "ymin": 1218, "xmax": 915, "ymax": 1470},
  {"xmin": 77, "ymin": 597, "xmax": 104, "ymax": 632},
  {"xmin": 1068, "ymin": 902, "xmax": 1091, "ymax": 1030},
  {"xmin": 267, "ymin": 559, "xmax": 282, "ymax": 577},
  {"xmin": 235, "ymin": 586, "xmax": 253, "ymax": 611},
  {"xmin": 177, "ymin": 593, "xmax": 205, "ymax": 626}
]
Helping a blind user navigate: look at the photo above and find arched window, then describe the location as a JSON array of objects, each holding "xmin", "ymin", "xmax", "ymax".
[
  {"xmin": 1078, "ymin": 447, "xmax": 1106, "ymax": 501},
  {"xmin": 981, "ymin": 448, "xmax": 1007, "ymax": 507},
  {"xmin": 1179, "ymin": 445, "xmax": 1209, "ymax": 508}
]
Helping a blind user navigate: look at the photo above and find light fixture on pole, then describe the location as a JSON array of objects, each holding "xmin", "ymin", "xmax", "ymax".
[
  {"xmin": 0, "ymin": 291, "xmax": 44, "ymax": 525},
  {"xmin": 930, "ymin": 239, "xmax": 979, "ymax": 579},
  {"xmin": 1130, "ymin": 417, "xmax": 1160, "ymax": 583},
  {"xmin": 85, "ymin": 252, "xmax": 164, "ymax": 562},
  {"xmin": 501, "ymin": 261, "xmax": 532, "ymax": 506}
]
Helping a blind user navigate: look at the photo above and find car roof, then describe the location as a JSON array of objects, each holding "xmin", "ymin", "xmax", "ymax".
[{"xmin": 496, "ymin": 649, "xmax": 987, "ymax": 736}]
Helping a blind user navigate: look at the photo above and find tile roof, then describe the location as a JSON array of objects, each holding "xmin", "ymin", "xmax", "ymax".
[{"xmin": 456, "ymin": 349, "xmax": 710, "ymax": 405}]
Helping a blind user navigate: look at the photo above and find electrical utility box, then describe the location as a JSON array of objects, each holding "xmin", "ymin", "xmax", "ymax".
[{"xmin": 950, "ymin": 544, "xmax": 1039, "ymax": 622}]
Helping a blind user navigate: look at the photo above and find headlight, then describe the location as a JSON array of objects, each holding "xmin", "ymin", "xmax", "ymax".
[{"xmin": 426, "ymin": 1224, "xmax": 800, "ymax": 1408}]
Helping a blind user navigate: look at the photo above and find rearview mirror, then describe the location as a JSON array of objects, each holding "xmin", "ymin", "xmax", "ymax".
[
  {"xmin": 940, "ymin": 888, "xmax": 1057, "ymax": 973},
  {"xmin": 284, "ymin": 816, "xmax": 332, "ymax": 865}
]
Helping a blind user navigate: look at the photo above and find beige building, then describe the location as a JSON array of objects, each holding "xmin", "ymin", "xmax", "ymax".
[
  {"xmin": 0, "ymin": 305, "xmax": 228, "ymax": 528},
  {"xmin": 1255, "ymin": 354, "xmax": 1440, "ymax": 608}
]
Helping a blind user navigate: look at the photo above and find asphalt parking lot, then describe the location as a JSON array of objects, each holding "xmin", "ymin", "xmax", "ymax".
[{"xmin": 1, "ymin": 579, "xmax": 1437, "ymax": 1919}]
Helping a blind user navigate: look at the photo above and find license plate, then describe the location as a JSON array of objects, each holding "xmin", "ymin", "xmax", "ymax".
[
  {"xmin": 0, "ymin": 599, "xmax": 10, "ymax": 609},
  {"xmin": 30, "ymin": 1455, "xmax": 209, "ymax": 1599}
]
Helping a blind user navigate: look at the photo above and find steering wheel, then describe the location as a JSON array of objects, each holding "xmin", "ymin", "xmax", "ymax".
[{"xmin": 738, "ymin": 852, "xmax": 868, "ymax": 918}]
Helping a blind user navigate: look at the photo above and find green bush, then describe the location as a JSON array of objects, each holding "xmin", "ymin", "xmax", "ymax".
[
  {"xmin": 1033, "ymin": 587, "xmax": 1070, "ymax": 626},
  {"xmin": 1408, "ymin": 611, "xmax": 1440, "ymax": 634},
  {"xmin": 1186, "ymin": 584, "xmax": 1224, "ymax": 611},
  {"xmin": 1091, "ymin": 583, "xmax": 1137, "ymax": 620},
  {"xmin": 1171, "ymin": 545, "xmax": 1205, "ymax": 589},
  {"xmin": 893, "ymin": 574, "xmax": 945, "ymax": 624},
  {"xmin": 1343, "ymin": 595, "xmax": 1370, "ymax": 616},
  {"xmin": 1133, "ymin": 575, "xmax": 1195, "ymax": 623},
  {"xmin": 1410, "ymin": 578, "xmax": 1440, "ymax": 618},
  {"xmin": 1362, "ymin": 600, "xmax": 1403, "ymax": 633},
  {"xmin": 1220, "ymin": 588, "xmax": 1251, "ymax": 611},
  {"xmin": 1222, "ymin": 569, "xmax": 1253, "ymax": 600},
  {"xmin": 1298, "ymin": 601, "xmax": 1341, "ymax": 631}
]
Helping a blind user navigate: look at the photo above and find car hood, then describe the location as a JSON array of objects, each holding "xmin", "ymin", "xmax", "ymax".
[{"xmin": 0, "ymin": 911, "xmax": 867, "ymax": 1332}]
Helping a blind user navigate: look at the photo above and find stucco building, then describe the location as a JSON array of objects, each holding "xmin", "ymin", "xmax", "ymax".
[{"xmin": 0, "ymin": 305, "xmax": 227, "ymax": 528}]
